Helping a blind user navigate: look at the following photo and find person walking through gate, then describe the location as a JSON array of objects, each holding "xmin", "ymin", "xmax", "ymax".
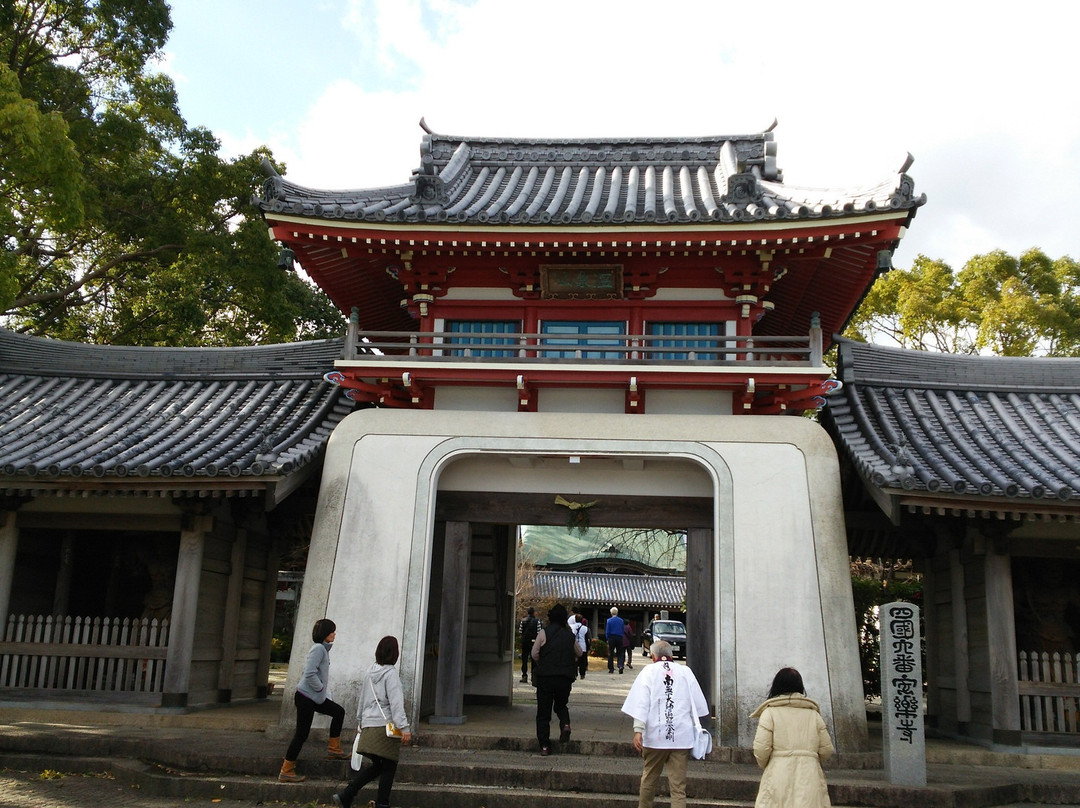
[
  {"xmin": 570, "ymin": 609, "xmax": 589, "ymax": 679},
  {"xmin": 531, "ymin": 603, "xmax": 582, "ymax": 755},
  {"xmin": 606, "ymin": 606, "xmax": 626, "ymax": 673},
  {"xmin": 279, "ymin": 618, "xmax": 350, "ymax": 782},
  {"xmin": 750, "ymin": 667, "xmax": 834, "ymax": 808},
  {"xmin": 333, "ymin": 635, "xmax": 412, "ymax": 808},
  {"xmin": 621, "ymin": 640, "xmax": 710, "ymax": 808},
  {"xmin": 623, "ymin": 619, "xmax": 636, "ymax": 669},
  {"xmin": 519, "ymin": 606, "xmax": 542, "ymax": 683}
]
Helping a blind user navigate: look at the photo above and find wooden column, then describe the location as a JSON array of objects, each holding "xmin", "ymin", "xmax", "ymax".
[
  {"xmin": 256, "ymin": 537, "xmax": 280, "ymax": 699},
  {"xmin": 163, "ymin": 511, "xmax": 211, "ymax": 708},
  {"xmin": 0, "ymin": 510, "xmax": 18, "ymax": 629},
  {"xmin": 984, "ymin": 543, "xmax": 1021, "ymax": 745},
  {"xmin": 217, "ymin": 527, "xmax": 248, "ymax": 703},
  {"xmin": 431, "ymin": 520, "xmax": 470, "ymax": 724},
  {"xmin": 51, "ymin": 532, "xmax": 75, "ymax": 617},
  {"xmin": 949, "ymin": 548, "xmax": 971, "ymax": 733},
  {"xmin": 920, "ymin": 560, "xmax": 939, "ymax": 727},
  {"xmin": 685, "ymin": 527, "xmax": 714, "ymax": 712}
]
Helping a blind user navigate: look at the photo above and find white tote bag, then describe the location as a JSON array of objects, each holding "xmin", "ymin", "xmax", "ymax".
[{"xmin": 691, "ymin": 711, "xmax": 713, "ymax": 760}]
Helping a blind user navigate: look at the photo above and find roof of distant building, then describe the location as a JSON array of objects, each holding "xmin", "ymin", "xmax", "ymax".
[
  {"xmin": 535, "ymin": 570, "xmax": 685, "ymax": 610},
  {"xmin": 824, "ymin": 338, "xmax": 1080, "ymax": 518},
  {"xmin": 0, "ymin": 329, "xmax": 354, "ymax": 500}
]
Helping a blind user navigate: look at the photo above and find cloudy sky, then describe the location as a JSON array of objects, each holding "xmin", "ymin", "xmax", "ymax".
[{"xmin": 163, "ymin": 0, "xmax": 1079, "ymax": 271}]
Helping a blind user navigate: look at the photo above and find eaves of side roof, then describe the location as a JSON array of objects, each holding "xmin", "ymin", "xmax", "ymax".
[
  {"xmin": 254, "ymin": 128, "xmax": 924, "ymax": 228},
  {"xmin": 535, "ymin": 570, "xmax": 685, "ymax": 610},
  {"xmin": 823, "ymin": 338, "xmax": 1080, "ymax": 519},
  {"xmin": 0, "ymin": 330, "xmax": 354, "ymax": 502}
]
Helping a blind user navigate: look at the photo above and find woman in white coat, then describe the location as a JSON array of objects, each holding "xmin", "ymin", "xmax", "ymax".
[{"xmin": 750, "ymin": 667, "xmax": 834, "ymax": 808}]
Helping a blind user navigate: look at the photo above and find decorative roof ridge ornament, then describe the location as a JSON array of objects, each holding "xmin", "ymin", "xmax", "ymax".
[
  {"xmin": 259, "ymin": 155, "xmax": 286, "ymax": 202},
  {"xmin": 412, "ymin": 127, "xmax": 448, "ymax": 205},
  {"xmin": 717, "ymin": 141, "xmax": 764, "ymax": 207}
]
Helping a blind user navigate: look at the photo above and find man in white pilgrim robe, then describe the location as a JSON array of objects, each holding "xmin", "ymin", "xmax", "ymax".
[{"xmin": 620, "ymin": 640, "xmax": 710, "ymax": 808}]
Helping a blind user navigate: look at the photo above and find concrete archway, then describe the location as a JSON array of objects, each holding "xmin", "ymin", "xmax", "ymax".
[{"xmin": 287, "ymin": 409, "xmax": 866, "ymax": 751}]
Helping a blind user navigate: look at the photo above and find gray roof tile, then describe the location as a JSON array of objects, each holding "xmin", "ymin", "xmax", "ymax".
[
  {"xmin": 534, "ymin": 571, "xmax": 685, "ymax": 609},
  {"xmin": 825, "ymin": 339, "xmax": 1080, "ymax": 504},
  {"xmin": 0, "ymin": 329, "xmax": 353, "ymax": 485},
  {"xmin": 255, "ymin": 129, "xmax": 924, "ymax": 227}
]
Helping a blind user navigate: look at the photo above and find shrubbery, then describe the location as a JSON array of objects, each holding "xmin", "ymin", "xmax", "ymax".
[
  {"xmin": 852, "ymin": 574, "xmax": 923, "ymax": 700},
  {"xmin": 271, "ymin": 632, "xmax": 292, "ymax": 663}
]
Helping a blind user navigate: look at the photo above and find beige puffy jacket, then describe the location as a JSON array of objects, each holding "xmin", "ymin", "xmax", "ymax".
[{"xmin": 750, "ymin": 694, "xmax": 834, "ymax": 808}]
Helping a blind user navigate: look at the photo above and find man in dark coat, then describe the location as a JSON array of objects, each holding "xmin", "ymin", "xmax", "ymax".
[
  {"xmin": 530, "ymin": 603, "xmax": 582, "ymax": 755},
  {"xmin": 519, "ymin": 606, "xmax": 541, "ymax": 683}
]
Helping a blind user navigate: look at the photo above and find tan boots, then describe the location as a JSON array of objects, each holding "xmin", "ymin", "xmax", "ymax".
[
  {"xmin": 278, "ymin": 758, "xmax": 306, "ymax": 782},
  {"xmin": 326, "ymin": 736, "xmax": 350, "ymax": 760},
  {"xmin": 279, "ymin": 737, "xmax": 348, "ymax": 781}
]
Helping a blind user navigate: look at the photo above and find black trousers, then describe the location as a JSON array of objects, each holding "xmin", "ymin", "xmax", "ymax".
[
  {"xmin": 534, "ymin": 675, "xmax": 572, "ymax": 745},
  {"xmin": 607, "ymin": 637, "xmax": 625, "ymax": 671},
  {"xmin": 285, "ymin": 691, "xmax": 345, "ymax": 761},
  {"xmin": 521, "ymin": 640, "xmax": 535, "ymax": 677},
  {"xmin": 340, "ymin": 753, "xmax": 397, "ymax": 807}
]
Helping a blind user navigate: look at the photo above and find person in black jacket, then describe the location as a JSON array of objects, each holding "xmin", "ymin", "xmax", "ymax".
[
  {"xmin": 519, "ymin": 606, "xmax": 541, "ymax": 683},
  {"xmin": 530, "ymin": 603, "xmax": 582, "ymax": 755}
]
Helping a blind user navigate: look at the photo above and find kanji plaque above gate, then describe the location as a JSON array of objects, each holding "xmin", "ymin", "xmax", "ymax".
[{"xmin": 540, "ymin": 265, "xmax": 624, "ymax": 300}]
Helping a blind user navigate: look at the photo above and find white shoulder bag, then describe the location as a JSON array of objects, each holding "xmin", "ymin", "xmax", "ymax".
[
  {"xmin": 691, "ymin": 708, "xmax": 713, "ymax": 760},
  {"xmin": 371, "ymin": 676, "xmax": 403, "ymax": 738}
]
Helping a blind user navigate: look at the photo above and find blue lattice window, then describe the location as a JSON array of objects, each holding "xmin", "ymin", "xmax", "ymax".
[
  {"xmin": 648, "ymin": 323, "xmax": 725, "ymax": 360},
  {"xmin": 541, "ymin": 321, "xmax": 625, "ymax": 359},
  {"xmin": 446, "ymin": 321, "xmax": 520, "ymax": 357}
]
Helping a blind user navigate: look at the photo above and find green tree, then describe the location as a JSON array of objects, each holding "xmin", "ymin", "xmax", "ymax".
[
  {"xmin": 1, "ymin": 0, "xmax": 343, "ymax": 345},
  {"xmin": 845, "ymin": 249, "xmax": 1080, "ymax": 357},
  {"xmin": 850, "ymin": 559, "xmax": 922, "ymax": 700}
]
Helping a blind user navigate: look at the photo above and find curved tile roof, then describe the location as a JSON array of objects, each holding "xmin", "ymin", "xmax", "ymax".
[
  {"xmin": 0, "ymin": 329, "xmax": 354, "ymax": 488},
  {"xmin": 535, "ymin": 570, "xmax": 685, "ymax": 610},
  {"xmin": 825, "ymin": 339, "xmax": 1080, "ymax": 507},
  {"xmin": 254, "ymin": 128, "xmax": 924, "ymax": 227}
]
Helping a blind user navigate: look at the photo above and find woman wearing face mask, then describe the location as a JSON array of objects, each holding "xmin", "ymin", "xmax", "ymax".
[{"xmin": 278, "ymin": 618, "xmax": 350, "ymax": 782}]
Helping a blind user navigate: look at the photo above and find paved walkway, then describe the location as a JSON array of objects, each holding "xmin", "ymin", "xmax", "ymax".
[{"xmin": 1, "ymin": 660, "xmax": 1079, "ymax": 807}]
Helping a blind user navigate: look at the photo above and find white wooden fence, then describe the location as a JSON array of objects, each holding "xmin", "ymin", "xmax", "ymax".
[
  {"xmin": 0, "ymin": 614, "xmax": 169, "ymax": 694},
  {"xmin": 1018, "ymin": 650, "xmax": 1080, "ymax": 734}
]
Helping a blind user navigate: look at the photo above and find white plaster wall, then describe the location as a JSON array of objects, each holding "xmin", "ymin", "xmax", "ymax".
[
  {"xmin": 646, "ymin": 389, "xmax": 733, "ymax": 415},
  {"xmin": 438, "ymin": 453, "xmax": 712, "ymax": 498},
  {"xmin": 285, "ymin": 409, "xmax": 865, "ymax": 750},
  {"xmin": 537, "ymin": 388, "xmax": 625, "ymax": 413},
  {"xmin": 432, "ymin": 386, "xmax": 735, "ymax": 415},
  {"xmin": 434, "ymin": 386, "xmax": 519, "ymax": 411}
]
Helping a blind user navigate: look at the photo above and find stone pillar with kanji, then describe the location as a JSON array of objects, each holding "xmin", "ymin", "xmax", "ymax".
[{"xmin": 881, "ymin": 601, "xmax": 926, "ymax": 786}]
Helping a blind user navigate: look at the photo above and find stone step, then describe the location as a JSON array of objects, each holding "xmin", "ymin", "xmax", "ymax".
[
  {"xmin": 5, "ymin": 748, "xmax": 1076, "ymax": 808},
  {"xmin": 0, "ymin": 752, "xmax": 827, "ymax": 808}
]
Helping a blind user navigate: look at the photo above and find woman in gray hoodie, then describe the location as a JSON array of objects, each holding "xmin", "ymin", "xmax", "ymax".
[
  {"xmin": 279, "ymin": 618, "xmax": 350, "ymax": 782},
  {"xmin": 333, "ymin": 635, "xmax": 412, "ymax": 808}
]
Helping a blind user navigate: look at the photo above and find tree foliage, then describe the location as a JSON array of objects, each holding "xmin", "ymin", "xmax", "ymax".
[
  {"xmin": 1, "ymin": 0, "xmax": 343, "ymax": 345},
  {"xmin": 590, "ymin": 527, "xmax": 686, "ymax": 571},
  {"xmin": 844, "ymin": 249, "xmax": 1080, "ymax": 357},
  {"xmin": 850, "ymin": 559, "xmax": 923, "ymax": 700}
]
